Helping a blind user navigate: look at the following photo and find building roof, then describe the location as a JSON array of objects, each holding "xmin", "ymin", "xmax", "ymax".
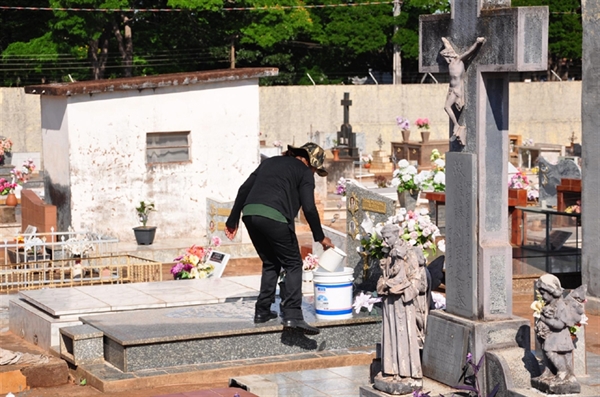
[{"xmin": 24, "ymin": 67, "xmax": 278, "ymax": 97}]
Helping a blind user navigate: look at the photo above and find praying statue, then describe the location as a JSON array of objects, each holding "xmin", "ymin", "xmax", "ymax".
[
  {"xmin": 531, "ymin": 274, "xmax": 587, "ymax": 394},
  {"xmin": 373, "ymin": 224, "xmax": 422, "ymax": 395},
  {"xmin": 441, "ymin": 36, "xmax": 485, "ymax": 146}
]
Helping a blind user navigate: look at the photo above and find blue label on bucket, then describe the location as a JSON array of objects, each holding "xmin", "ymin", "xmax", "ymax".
[
  {"xmin": 314, "ymin": 282, "xmax": 353, "ymax": 289},
  {"xmin": 315, "ymin": 308, "xmax": 353, "ymax": 315}
]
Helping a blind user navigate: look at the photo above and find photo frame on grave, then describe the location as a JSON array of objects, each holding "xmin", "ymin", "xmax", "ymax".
[{"xmin": 206, "ymin": 250, "xmax": 230, "ymax": 278}]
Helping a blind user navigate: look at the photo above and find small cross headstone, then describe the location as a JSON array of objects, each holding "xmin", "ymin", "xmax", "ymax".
[
  {"xmin": 336, "ymin": 92, "xmax": 360, "ymax": 160},
  {"xmin": 376, "ymin": 134, "xmax": 384, "ymax": 151},
  {"xmin": 419, "ymin": 0, "xmax": 548, "ymax": 388}
]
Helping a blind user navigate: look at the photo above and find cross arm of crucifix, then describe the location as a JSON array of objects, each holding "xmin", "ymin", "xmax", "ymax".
[{"xmin": 458, "ymin": 37, "xmax": 486, "ymax": 62}]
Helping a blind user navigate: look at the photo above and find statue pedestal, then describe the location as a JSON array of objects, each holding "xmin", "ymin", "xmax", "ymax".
[{"xmin": 372, "ymin": 373, "xmax": 422, "ymax": 395}]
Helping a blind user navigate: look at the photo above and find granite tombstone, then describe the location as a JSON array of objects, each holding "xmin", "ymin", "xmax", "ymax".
[{"xmin": 345, "ymin": 183, "xmax": 395, "ymax": 293}]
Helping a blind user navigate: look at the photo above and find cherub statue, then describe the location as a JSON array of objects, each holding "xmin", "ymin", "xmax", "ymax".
[
  {"xmin": 373, "ymin": 224, "xmax": 422, "ymax": 394},
  {"xmin": 441, "ymin": 37, "xmax": 485, "ymax": 146},
  {"xmin": 532, "ymin": 274, "xmax": 586, "ymax": 394}
]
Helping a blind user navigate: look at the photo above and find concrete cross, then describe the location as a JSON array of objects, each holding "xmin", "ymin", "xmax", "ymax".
[
  {"xmin": 341, "ymin": 92, "xmax": 352, "ymax": 125},
  {"xmin": 417, "ymin": 1, "xmax": 549, "ymax": 388},
  {"xmin": 419, "ymin": 1, "xmax": 548, "ymax": 320}
]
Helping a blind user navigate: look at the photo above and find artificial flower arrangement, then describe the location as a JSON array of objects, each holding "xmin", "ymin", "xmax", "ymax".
[
  {"xmin": 335, "ymin": 176, "xmax": 347, "ymax": 196},
  {"xmin": 358, "ymin": 208, "xmax": 444, "ymax": 259},
  {"xmin": 509, "ymin": 168, "xmax": 539, "ymax": 201},
  {"xmin": 391, "ymin": 159, "xmax": 420, "ymax": 194},
  {"xmin": 171, "ymin": 236, "xmax": 221, "ymax": 279},
  {"xmin": 11, "ymin": 159, "xmax": 36, "ymax": 185},
  {"xmin": 396, "ymin": 116, "xmax": 410, "ymax": 132},
  {"xmin": 302, "ymin": 253, "xmax": 319, "ymax": 271},
  {"xmin": 415, "ymin": 118, "xmax": 430, "ymax": 130},
  {"xmin": 0, "ymin": 178, "xmax": 17, "ymax": 196},
  {"xmin": 523, "ymin": 137, "xmax": 534, "ymax": 146},
  {"xmin": 565, "ymin": 200, "xmax": 581, "ymax": 214},
  {"xmin": 0, "ymin": 138, "xmax": 13, "ymax": 156},
  {"xmin": 360, "ymin": 154, "xmax": 373, "ymax": 165},
  {"xmin": 417, "ymin": 150, "xmax": 446, "ymax": 192},
  {"xmin": 509, "ymin": 169, "xmax": 530, "ymax": 189}
]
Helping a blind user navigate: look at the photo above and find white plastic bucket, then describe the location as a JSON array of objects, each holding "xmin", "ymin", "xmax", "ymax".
[
  {"xmin": 313, "ymin": 267, "xmax": 354, "ymax": 320},
  {"xmin": 318, "ymin": 247, "xmax": 347, "ymax": 272}
]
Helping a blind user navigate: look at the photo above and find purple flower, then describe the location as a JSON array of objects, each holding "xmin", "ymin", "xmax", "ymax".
[{"xmin": 170, "ymin": 263, "xmax": 184, "ymax": 275}]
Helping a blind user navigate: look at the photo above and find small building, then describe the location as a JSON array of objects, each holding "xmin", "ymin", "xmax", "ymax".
[{"xmin": 25, "ymin": 68, "xmax": 278, "ymax": 242}]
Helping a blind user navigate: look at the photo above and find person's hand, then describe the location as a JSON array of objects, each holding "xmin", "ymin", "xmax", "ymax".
[
  {"xmin": 225, "ymin": 226, "xmax": 237, "ymax": 240},
  {"xmin": 320, "ymin": 237, "xmax": 334, "ymax": 250}
]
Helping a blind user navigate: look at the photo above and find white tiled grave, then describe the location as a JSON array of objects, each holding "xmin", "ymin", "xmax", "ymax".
[{"xmin": 9, "ymin": 276, "xmax": 262, "ymax": 352}]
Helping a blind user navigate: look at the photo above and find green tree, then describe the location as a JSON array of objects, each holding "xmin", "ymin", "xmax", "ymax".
[{"xmin": 513, "ymin": 0, "xmax": 582, "ymax": 80}]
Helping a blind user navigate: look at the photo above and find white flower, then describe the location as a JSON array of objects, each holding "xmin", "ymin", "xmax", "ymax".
[
  {"xmin": 398, "ymin": 159, "xmax": 410, "ymax": 168},
  {"xmin": 432, "ymin": 292, "xmax": 446, "ymax": 310},
  {"xmin": 409, "ymin": 239, "xmax": 417, "ymax": 246},
  {"xmin": 352, "ymin": 292, "xmax": 381, "ymax": 314},
  {"xmin": 434, "ymin": 172, "xmax": 446, "ymax": 186},
  {"xmin": 361, "ymin": 217, "xmax": 374, "ymax": 235},
  {"xmin": 437, "ymin": 239, "xmax": 446, "ymax": 253},
  {"xmin": 580, "ymin": 313, "xmax": 588, "ymax": 325},
  {"xmin": 390, "ymin": 178, "xmax": 400, "ymax": 187},
  {"xmin": 402, "ymin": 174, "xmax": 412, "ymax": 182},
  {"xmin": 407, "ymin": 165, "xmax": 418, "ymax": 175},
  {"xmin": 434, "ymin": 159, "xmax": 445, "ymax": 168}
]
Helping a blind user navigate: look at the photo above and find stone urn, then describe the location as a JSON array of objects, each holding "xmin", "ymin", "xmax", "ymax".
[{"xmin": 397, "ymin": 189, "xmax": 420, "ymax": 211}]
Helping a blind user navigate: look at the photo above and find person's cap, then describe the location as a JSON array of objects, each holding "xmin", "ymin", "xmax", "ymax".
[{"xmin": 287, "ymin": 142, "xmax": 328, "ymax": 177}]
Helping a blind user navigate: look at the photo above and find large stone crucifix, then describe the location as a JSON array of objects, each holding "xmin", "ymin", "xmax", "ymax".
[{"xmin": 418, "ymin": 0, "xmax": 549, "ymax": 388}]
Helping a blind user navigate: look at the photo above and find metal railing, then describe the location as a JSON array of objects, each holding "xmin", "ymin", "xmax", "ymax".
[{"xmin": 0, "ymin": 228, "xmax": 162, "ymax": 293}]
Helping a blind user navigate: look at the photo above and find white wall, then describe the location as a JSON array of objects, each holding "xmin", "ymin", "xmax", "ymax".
[
  {"xmin": 258, "ymin": 81, "xmax": 583, "ymax": 153},
  {"xmin": 40, "ymin": 79, "xmax": 260, "ymax": 241}
]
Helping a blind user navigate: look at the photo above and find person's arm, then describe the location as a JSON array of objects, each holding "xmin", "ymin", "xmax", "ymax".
[
  {"xmin": 459, "ymin": 37, "xmax": 485, "ymax": 62},
  {"xmin": 225, "ymin": 171, "xmax": 257, "ymax": 239},
  {"xmin": 298, "ymin": 171, "xmax": 332, "ymax": 249}
]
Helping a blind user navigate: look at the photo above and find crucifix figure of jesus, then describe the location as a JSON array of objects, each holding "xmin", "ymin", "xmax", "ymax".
[{"xmin": 441, "ymin": 36, "xmax": 485, "ymax": 146}]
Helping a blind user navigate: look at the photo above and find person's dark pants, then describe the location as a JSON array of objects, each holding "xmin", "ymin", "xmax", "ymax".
[{"xmin": 242, "ymin": 215, "xmax": 304, "ymax": 320}]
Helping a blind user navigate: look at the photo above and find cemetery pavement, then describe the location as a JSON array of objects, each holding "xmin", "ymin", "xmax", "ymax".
[{"xmin": 1, "ymin": 293, "xmax": 598, "ymax": 397}]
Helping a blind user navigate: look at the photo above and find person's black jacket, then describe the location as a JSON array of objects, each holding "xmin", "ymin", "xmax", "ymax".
[{"xmin": 226, "ymin": 155, "xmax": 325, "ymax": 242}]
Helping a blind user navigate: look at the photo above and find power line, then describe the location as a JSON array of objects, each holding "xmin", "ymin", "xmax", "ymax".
[{"xmin": 0, "ymin": 2, "xmax": 394, "ymax": 12}]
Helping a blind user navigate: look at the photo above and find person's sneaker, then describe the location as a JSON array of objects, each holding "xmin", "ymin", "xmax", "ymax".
[
  {"xmin": 281, "ymin": 318, "xmax": 320, "ymax": 335},
  {"xmin": 254, "ymin": 311, "xmax": 278, "ymax": 324}
]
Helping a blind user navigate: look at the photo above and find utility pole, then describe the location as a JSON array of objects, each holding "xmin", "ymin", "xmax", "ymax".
[{"xmin": 393, "ymin": 0, "xmax": 402, "ymax": 84}]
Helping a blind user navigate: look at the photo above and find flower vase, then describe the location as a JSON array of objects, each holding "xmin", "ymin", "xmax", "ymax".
[
  {"xmin": 420, "ymin": 130, "xmax": 430, "ymax": 143},
  {"xmin": 5, "ymin": 193, "xmax": 17, "ymax": 207},
  {"xmin": 332, "ymin": 149, "xmax": 340, "ymax": 161},
  {"xmin": 397, "ymin": 190, "xmax": 419, "ymax": 211},
  {"xmin": 302, "ymin": 270, "xmax": 314, "ymax": 282},
  {"xmin": 401, "ymin": 130, "xmax": 411, "ymax": 143}
]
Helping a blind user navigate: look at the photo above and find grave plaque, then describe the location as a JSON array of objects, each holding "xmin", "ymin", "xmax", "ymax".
[
  {"xmin": 206, "ymin": 198, "xmax": 239, "ymax": 243},
  {"xmin": 422, "ymin": 314, "xmax": 469, "ymax": 385},
  {"xmin": 345, "ymin": 184, "xmax": 395, "ymax": 292}
]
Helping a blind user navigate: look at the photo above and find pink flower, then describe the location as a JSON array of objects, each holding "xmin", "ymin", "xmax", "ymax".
[{"xmin": 211, "ymin": 236, "xmax": 222, "ymax": 247}]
